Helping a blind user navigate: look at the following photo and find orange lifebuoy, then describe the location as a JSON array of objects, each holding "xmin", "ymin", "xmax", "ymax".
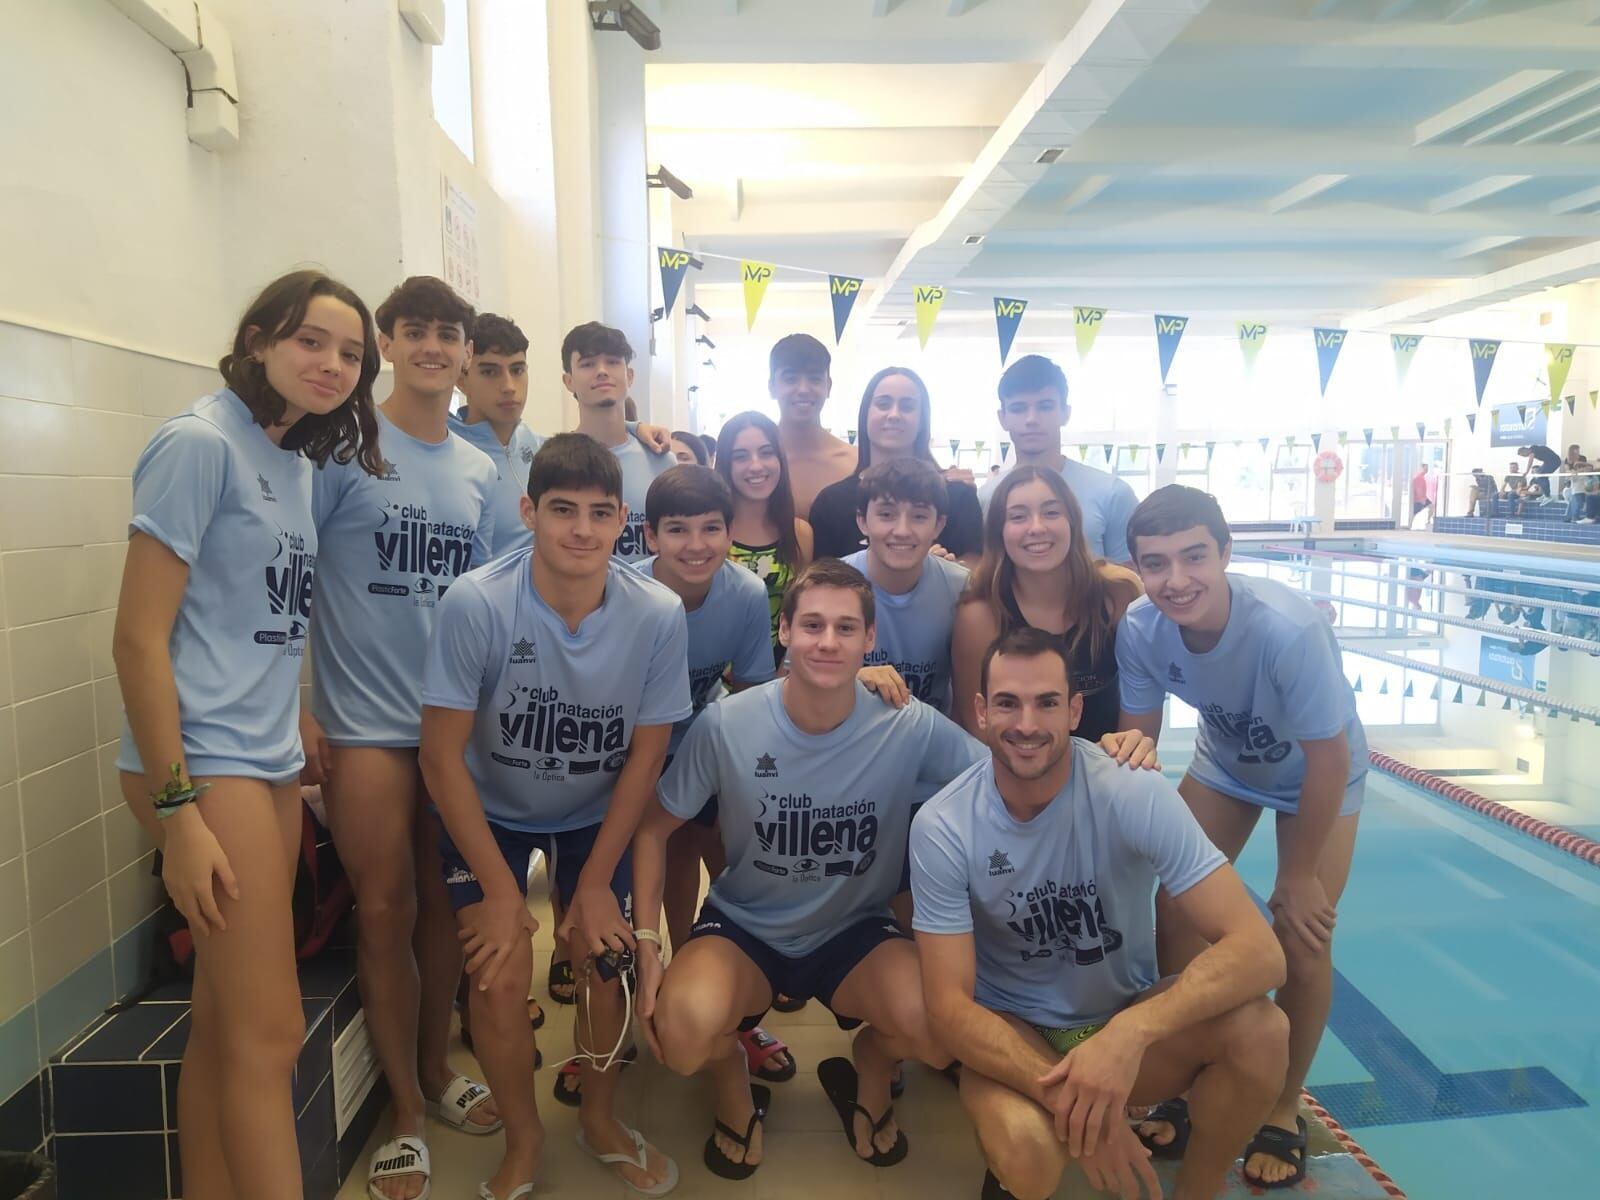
[{"xmin": 1313, "ymin": 450, "xmax": 1344, "ymax": 483}]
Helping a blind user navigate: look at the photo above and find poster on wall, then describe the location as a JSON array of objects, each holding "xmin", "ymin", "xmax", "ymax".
[
  {"xmin": 1489, "ymin": 400, "xmax": 1547, "ymax": 448},
  {"xmin": 1479, "ymin": 636, "xmax": 1540, "ymax": 688},
  {"xmin": 441, "ymin": 176, "xmax": 480, "ymax": 306}
]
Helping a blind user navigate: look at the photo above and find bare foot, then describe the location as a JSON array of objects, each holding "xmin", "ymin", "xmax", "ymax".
[
  {"xmin": 581, "ymin": 1116, "xmax": 674, "ymax": 1191},
  {"xmin": 1243, "ymin": 1101, "xmax": 1306, "ymax": 1187}
]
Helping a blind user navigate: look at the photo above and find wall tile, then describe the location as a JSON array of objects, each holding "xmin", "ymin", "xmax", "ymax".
[
  {"xmin": 93, "ymin": 677, "xmax": 123, "ymax": 748},
  {"xmin": 0, "ymin": 1006, "xmax": 40, "ymax": 1102},
  {"xmin": 79, "ymin": 477, "xmax": 134, "ymax": 547},
  {"xmin": 99, "ymin": 745, "xmax": 125, "ymax": 814},
  {"xmin": 0, "ymin": 632, "xmax": 9, "ymax": 707},
  {"xmin": 20, "ymin": 751, "xmax": 101, "ymax": 849},
  {"xmin": 0, "ymin": 784, "xmax": 18, "ymax": 864},
  {"xmin": 13, "ymin": 683, "xmax": 94, "ymax": 776},
  {"xmin": 87, "ymin": 608, "xmax": 118, "ymax": 681},
  {"xmin": 84, "ymin": 542, "xmax": 127, "ymax": 612},
  {"xmin": 8, "ymin": 614, "xmax": 91, "ymax": 704},
  {"xmin": 109, "ymin": 856, "xmax": 162, "ymax": 939},
  {"xmin": 1, "ymin": 547, "xmax": 90, "ymax": 625},
  {"xmin": 0, "ymin": 475, "xmax": 85, "ymax": 551},
  {"xmin": 70, "ymin": 340, "xmax": 145, "ymax": 416},
  {"xmin": 0, "ymin": 398, "xmax": 79, "ymax": 476},
  {"xmin": 0, "ymin": 323, "xmax": 74, "ymax": 407},
  {"xmin": 74, "ymin": 410, "xmax": 152, "ymax": 478},
  {"xmin": 25, "ymin": 816, "xmax": 107, "ymax": 921},
  {"xmin": 0, "ymin": 859, "xmax": 25, "ymax": 943},
  {"xmin": 30, "ymin": 882, "xmax": 109, "ymax": 995},
  {"xmin": 104, "ymin": 804, "xmax": 153, "ymax": 875},
  {"xmin": 111, "ymin": 912, "xmax": 159, "ymax": 1001},
  {"xmin": 0, "ymin": 934, "xmax": 33, "ymax": 1025},
  {"xmin": 36, "ymin": 946, "xmax": 114, "ymax": 1061},
  {"xmin": 0, "ymin": 709, "xmax": 14, "ymax": 787},
  {"xmin": 141, "ymin": 357, "xmax": 215, "ymax": 419}
]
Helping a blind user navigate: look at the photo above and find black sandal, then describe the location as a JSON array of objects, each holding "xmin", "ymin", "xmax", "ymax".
[
  {"xmin": 703, "ymin": 1084, "xmax": 771, "ymax": 1180},
  {"xmin": 1242, "ymin": 1115, "xmax": 1308, "ymax": 1189},
  {"xmin": 548, "ymin": 958, "xmax": 576, "ymax": 1005},
  {"xmin": 1134, "ymin": 1096, "xmax": 1191, "ymax": 1161},
  {"xmin": 551, "ymin": 1045, "xmax": 639, "ymax": 1107},
  {"xmin": 817, "ymin": 1057, "xmax": 908, "ymax": 1167},
  {"xmin": 770, "ymin": 992, "xmax": 806, "ymax": 1013}
]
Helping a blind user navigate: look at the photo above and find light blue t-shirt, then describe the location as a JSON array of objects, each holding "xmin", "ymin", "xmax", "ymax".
[
  {"xmin": 310, "ymin": 410, "xmax": 498, "ymax": 746},
  {"xmin": 844, "ymin": 551, "xmax": 968, "ymax": 713},
  {"xmin": 635, "ymin": 558, "xmax": 776, "ymax": 752},
  {"xmin": 911, "ymin": 741, "xmax": 1226, "ymax": 1028},
  {"xmin": 448, "ymin": 411, "xmax": 543, "ymax": 559},
  {"xmin": 658, "ymin": 681, "xmax": 985, "ymax": 955},
  {"xmin": 116, "ymin": 391, "xmax": 316, "ymax": 782},
  {"xmin": 1117, "ymin": 574, "xmax": 1368, "ymax": 813},
  {"xmin": 978, "ymin": 458, "xmax": 1139, "ymax": 562},
  {"xmin": 609, "ymin": 435, "xmax": 677, "ymax": 563},
  {"xmin": 422, "ymin": 550, "xmax": 692, "ymax": 832}
]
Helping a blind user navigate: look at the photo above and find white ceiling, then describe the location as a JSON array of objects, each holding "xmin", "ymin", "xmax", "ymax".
[{"xmin": 640, "ymin": 0, "xmax": 1600, "ymax": 342}]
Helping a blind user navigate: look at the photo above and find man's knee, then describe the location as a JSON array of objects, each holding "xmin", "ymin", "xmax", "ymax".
[
  {"xmin": 1278, "ymin": 924, "xmax": 1335, "ymax": 978},
  {"xmin": 1216, "ymin": 996, "xmax": 1290, "ymax": 1089},
  {"xmin": 976, "ymin": 1106, "xmax": 1064, "ymax": 1200},
  {"xmin": 653, "ymin": 977, "xmax": 732, "ymax": 1076},
  {"xmin": 353, "ymin": 884, "xmax": 419, "ymax": 942}
]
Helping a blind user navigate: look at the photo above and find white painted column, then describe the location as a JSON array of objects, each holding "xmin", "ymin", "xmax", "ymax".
[{"xmin": 594, "ymin": 33, "xmax": 655, "ymax": 417}]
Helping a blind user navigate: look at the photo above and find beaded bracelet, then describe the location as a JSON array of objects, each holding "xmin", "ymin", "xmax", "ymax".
[{"xmin": 152, "ymin": 763, "xmax": 210, "ymax": 820}]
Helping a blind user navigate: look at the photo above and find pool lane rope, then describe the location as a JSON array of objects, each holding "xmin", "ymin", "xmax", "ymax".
[
  {"xmin": 1368, "ymin": 750, "xmax": 1600, "ymax": 868},
  {"xmin": 1300, "ymin": 1090, "xmax": 1408, "ymax": 1200}
]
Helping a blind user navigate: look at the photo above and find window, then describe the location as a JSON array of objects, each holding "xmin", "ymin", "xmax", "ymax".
[{"xmin": 432, "ymin": 0, "xmax": 474, "ymax": 161}]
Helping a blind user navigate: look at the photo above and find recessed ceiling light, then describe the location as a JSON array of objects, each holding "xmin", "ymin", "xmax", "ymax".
[
  {"xmin": 963, "ymin": 234, "xmax": 984, "ymax": 245},
  {"xmin": 1035, "ymin": 147, "xmax": 1065, "ymax": 164}
]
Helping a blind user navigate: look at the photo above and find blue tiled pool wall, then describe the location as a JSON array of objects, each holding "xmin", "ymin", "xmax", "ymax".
[{"xmin": 1435, "ymin": 515, "xmax": 1600, "ymax": 547}]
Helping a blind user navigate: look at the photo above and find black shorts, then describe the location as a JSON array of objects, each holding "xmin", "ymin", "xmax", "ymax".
[
  {"xmin": 687, "ymin": 902, "xmax": 908, "ymax": 1032},
  {"xmin": 437, "ymin": 815, "xmax": 631, "ymax": 921}
]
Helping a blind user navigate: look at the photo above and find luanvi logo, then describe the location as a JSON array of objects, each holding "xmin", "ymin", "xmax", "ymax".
[
  {"xmin": 754, "ymin": 753, "xmax": 778, "ymax": 778},
  {"xmin": 1167, "ymin": 663, "xmax": 1185, "ymax": 684},
  {"xmin": 510, "ymin": 636, "xmax": 537, "ymax": 665},
  {"xmin": 988, "ymin": 849, "xmax": 1014, "ymax": 877},
  {"xmin": 257, "ymin": 473, "xmax": 277, "ymax": 502},
  {"xmin": 378, "ymin": 459, "xmax": 401, "ymax": 482}
]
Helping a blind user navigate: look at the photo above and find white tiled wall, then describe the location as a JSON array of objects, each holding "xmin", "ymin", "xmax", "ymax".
[{"xmin": 0, "ymin": 320, "xmax": 219, "ymax": 1080}]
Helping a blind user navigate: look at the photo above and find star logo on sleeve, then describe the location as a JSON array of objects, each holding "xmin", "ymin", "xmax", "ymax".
[
  {"xmin": 509, "ymin": 636, "xmax": 537, "ymax": 664},
  {"xmin": 988, "ymin": 849, "xmax": 1015, "ymax": 877}
]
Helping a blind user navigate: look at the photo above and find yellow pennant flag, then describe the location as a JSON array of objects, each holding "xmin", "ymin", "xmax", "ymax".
[
  {"xmin": 1546, "ymin": 343, "xmax": 1575, "ymax": 407},
  {"xmin": 914, "ymin": 285, "xmax": 947, "ymax": 349},
  {"xmin": 1237, "ymin": 321, "xmax": 1268, "ymax": 372},
  {"xmin": 1074, "ymin": 306, "xmax": 1107, "ymax": 360},
  {"xmin": 740, "ymin": 261, "xmax": 775, "ymax": 331}
]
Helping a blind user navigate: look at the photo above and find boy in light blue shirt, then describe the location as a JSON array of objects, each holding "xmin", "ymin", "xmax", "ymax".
[
  {"xmin": 844, "ymin": 457, "xmax": 969, "ymax": 713},
  {"xmin": 421, "ymin": 433, "xmax": 690, "ymax": 1198},
  {"xmin": 912, "ymin": 627, "xmax": 1285, "ymax": 1200},
  {"xmin": 1116, "ymin": 485, "xmax": 1365, "ymax": 1188},
  {"xmin": 452, "ymin": 313, "xmax": 675, "ymax": 560},
  {"xmin": 633, "ymin": 560, "xmax": 986, "ymax": 1179},
  {"xmin": 560, "ymin": 321, "xmax": 675, "ymax": 561},
  {"xmin": 975, "ymin": 355, "xmax": 1137, "ymax": 563}
]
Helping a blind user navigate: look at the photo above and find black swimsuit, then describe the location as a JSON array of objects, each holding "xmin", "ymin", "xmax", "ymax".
[{"xmin": 1000, "ymin": 595, "xmax": 1121, "ymax": 744}]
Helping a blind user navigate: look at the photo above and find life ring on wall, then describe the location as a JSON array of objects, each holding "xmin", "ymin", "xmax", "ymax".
[{"xmin": 1313, "ymin": 450, "xmax": 1344, "ymax": 483}]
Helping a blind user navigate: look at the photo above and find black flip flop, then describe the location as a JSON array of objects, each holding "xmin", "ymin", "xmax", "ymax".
[
  {"xmin": 770, "ymin": 993, "xmax": 806, "ymax": 1013},
  {"xmin": 551, "ymin": 1045, "xmax": 639, "ymax": 1107},
  {"xmin": 548, "ymin": 959, "xmax": 576, "ymax": 1005},
  {"xmin": 1134, "ymin": 1096, "xmax": 1190, "ymax": 1161},
  {"xmin": 1242, "ymin": 1115, "xmax": 1308, "ymax": 1190},
  {"xmin": 703, "ymin": 1084, "xmax": 771, "ymax": 1180},
  {"xmin": 817, "ymin": 1056, "xmax": 908, "ymax": 1168}
]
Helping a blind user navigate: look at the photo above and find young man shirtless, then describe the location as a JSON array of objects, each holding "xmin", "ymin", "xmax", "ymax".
[{"xmin": 768, "ymin": 333, "xmax": 855, "ymax": 519}]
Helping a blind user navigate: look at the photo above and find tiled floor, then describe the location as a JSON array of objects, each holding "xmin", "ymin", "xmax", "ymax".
[{"xmin": 338, "ymin": 868, "xmax": 1383, "ymax": 1200}]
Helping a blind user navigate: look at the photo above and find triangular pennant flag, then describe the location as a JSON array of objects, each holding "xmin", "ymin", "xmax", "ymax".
[
  {"xmin": 1074, "ymin": 306, "xmax": 1107, "ymax": 360},
  {"xmin": 1155, "ymin": 314, "xmax": 1189, "ymax": 383},
  {"xmin": 1546, "ymin": 343, "xmax": 1575, "ymax": 406},
  {"xmin": 1129, "ymin": 446, "xmax": 1140, "ymax": 464},
  {"xmin": 1237, "ymin": 320, "xmax": 1268, "ymax": 372},
  {"xmin": 1502, "ymin": 695, "xmax": 1514, "ymax": 711},
  {"xmin": 1403, "ymin": 680, "xmax": 1414, "ymax": 698},
  {"xmin": 1517, "ymin": 404, "xmax": 1528, "ymax": 424},
  {"xmin": 1476, "ymin": 691, "xmax": 1487, "ymax": 707},
  {"xmin": 1566, "ymin": 396, "xmax": 1576, "ymax": 415},
  {"xmin": 975, "ymin": 440, "xmax": 986, "ymax": 454},
  {"xmin": 1103, "ymin": 443, "xmax": 1115, "ymax": 463},
  {"xmin": 1452, "ymin": 685, "xmax": 1464, "ymax": 703},
  {"xmin": 1444, "ymin": 417, "xmax": 1453, "ymax": 437},
  {"xmin": 1000, "ymin": 441, "xmax": 1011, "ymax": 462},
  {"xmin": 1379, "ymin": 678, "xmax": 1389, "ymax": 695},
  {"xmin": 1205, "ymin": 441, "xmax": 1216, "ymax": 463},
  {"xmin": 1156, "ymin": 443, "xmax": 1167, "ymax": 462},
  {"xmin": 1491, "ymin": 409, "xmax": 1501, "ymax": 428},
  {"xmin": 1591, "ymin": 389, "xmax": 1598, "ymax": 411},
  {"xmin": 913, "ymin": 284, "xmax": 947, "ymax": 349},
  {"xmin": 1286, "ymin": 436, "xmax": 1297, "ymax": 450},
  {"xmin": 1352, "ymin": 677, "xmax": 1363, "ymax": 692},
  {"xmin": 1391, "ymin": 333, "xmax": 1421, "ymax": 387},
  {"xmin": 1390, "ymin": 425, "xmax": 1400, "ymax": 441},
  {"xmin": 1416, "ymin": 421, "xmax": 1426, "ymax": 440},
  {"xmin": 1363, "ymin": 428, "xmax": 1374, "ymax": 446},
  {"xmin": 1078, "ymin": 444, "xmax": 1090, "ymax": 460},
  {"xmin": 1312, "ymin": 433, "xmax": 1322, "ymax": 452},
  {"xmin": 846, "ymin": 429, "xmax": 857, "ymax": 445},
  {"xmin": 829, "ymin": 275, "xmax": 864, "ymax": 343},
  {"xmin": 1180, "ymin": 442, "xmax": 1191, "ymax": 456},
  {"xmin": 946, "ymin": 440, "xmax": 960, "ymax": 462},
  {"xmin": 994, "ymin": 297, "xmax": 1028, "ymax": 364},
  {"xmin": 1430, "ymin": 680, "xmax": 1441, "ymax": 700},
  {"xmin": 1468, "ymin": 338, "xmax": 1500, "ymax": 406},
  {"xmin": 1259, "ymin": 437, "xmax": 1271, "ymax": 453},
  {"xmin": 1338, "ymin": 431, "xmax": 1349, "ymax": 446},
  {"xmin": 1314, "ymin": 327, "xmax": 1347, "ymax": 395},
  {"xmin": 740, "ymin": 260, "xmax": 775, "ymax": 330},
  {"xmin": 658, "ymin": 246, "xmax": 692, "ymax": 317},
  {"xmin": 1466, "ymin": 412, "xmax": 1477, "ymax": 434}
]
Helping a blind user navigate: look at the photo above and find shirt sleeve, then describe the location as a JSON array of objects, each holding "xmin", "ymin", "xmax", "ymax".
[
  {"xmin": 657, "ymin": 704, "xmax": 721, "ymax": 820},
  {"xmin": 1101, "ymin": 477, "xmax": 1140, "ymax": 563},
  {"xmin": 730, "ymin": 586, "xmax": 778, "ymax": 685},
  {"xmin": 470, "ymin": 469, "xmax": 496, "ymax": 571},
  {"xmin": 310, "ymin": 458, "xmax": 351, "ymax": 529},
  {"xmin": 1270, "ymin": 623, "xmax": 1352, "ymax": 741},
  {"xmin": 1115, "ymin": 611, "xmax": 1165, "ymax": 714},
  {"xmin": 637, "ymin": 599, "xmax": 695, "ymax": 726},
  {"xmin": 942, "ymin": 483, "xmax": 985, "ymax": 559},
  {"xmin": 421, "ymin": 577, "xmax": 494, "ymax": 711},
  {"xmin": 915, "ymin": 707, "xmax": 987, "ymax": 785},
  {"xmin": 1118, "ymin": 773, "xmax": 1226, "ymax": 898},
  {"xmin": 909, "ymin": 804, "xmax": 974, "ymax": 935},
  {"xmin": 128, "ymin": 416, "xmax": 229, "ymax": 565}
]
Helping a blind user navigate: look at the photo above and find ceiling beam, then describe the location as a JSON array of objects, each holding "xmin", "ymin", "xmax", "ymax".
[
  {"xmin": 1550, "ymin": 183, "xmax": 1600, "ymax": 214},
  {"xmin": 993, "ymin": 202, "xmax": 1600, "ymax": 240},
  {"xmin": 1267, "ymin": 174, "xmax": 1348, "ymax": 213},
  {"xmin": 1461, "ymin": 75, "xmax": 1600, "ymax": 145},
  {"xmin": 1515, "ymin": 98, "xmax": 1600, "ymax": 144},
  {"xmin": 1355, "ymin": 239, "xmax": 1600, "ymax": 323},
  {"xmin": 1441, "ymin": 235, "xmax": 1522, "ymax": 260},
  {"xmin": 1060, "ymin": 174, "xmax": 1114, "ymax": 212},
  {"xmin": 1377, "ymin": 0, "xmax": 1417, "ymax": 19},
  {"xmin": 1427, "ymin": 175, "xmax": 1530, "ymax": 213},
  {"xmin": 1414, "ymin": 70, "xmax": 1559, "ymax": 145},
  {"xmin": 948, "ymin": 0, "xmax": 981, "ymax": 13}
]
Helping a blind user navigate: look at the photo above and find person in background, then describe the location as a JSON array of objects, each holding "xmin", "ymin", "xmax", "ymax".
[
  {"xmin": 114, "ymin": 270, "xmax": 381, "ymax": 1200},
  {"xmin": 1410, "ymin": 462, "xmax": 1430, "ymax": 517},
  {"xmin": 670, "ymin": 430, "xmax": 709, "ymax": 466},
  {"xmin": 1517, "ymin": 443, "xmax": 1561, "ymax": 497},
  {"xmin": 700, "ymin": 433, "xmax": 718, "ymax": 467},
  {"xmin": 767, "ymin": 333, "xmax": 856, "ymax": 518},
  {"xmin": 1469, "ymin": 467, "xmax": 1498, "ymax": 517},
  {"xmin": 807, "ymin": 366, "xmax": 984, "ymax": 565},
  {"xmin": 717, "ymin": 410, "xmax": 815, "ymax": 666}
]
